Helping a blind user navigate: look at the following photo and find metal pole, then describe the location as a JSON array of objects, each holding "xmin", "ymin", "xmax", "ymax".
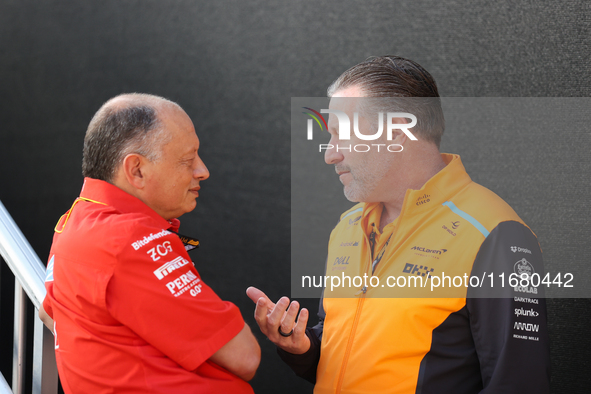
[
  {"xmin": 32, "ymin": 311, "xmax": 58, "ymax": 394},
  {"xmin": 0, "ymin": 200, "xmax": 47, "ymax": 309},
  {"xmin": 12, "ymin": 282, "xmax": 26, "ymax": 394}
]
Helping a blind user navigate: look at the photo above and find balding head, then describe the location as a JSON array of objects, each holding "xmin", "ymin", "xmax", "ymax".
[{"xmin": 82, "ymin": 93, "xmax": 181, "ymax": 182}]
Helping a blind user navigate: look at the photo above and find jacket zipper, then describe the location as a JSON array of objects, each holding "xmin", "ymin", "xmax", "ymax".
[
  {"xmin": 334, "ymin": 295, "xmax": 365, "ymax": 393},
  {"xmin": 334, "ymin": 207, "xmax": 404, "ymax": 392},
  {"xmin": 334, "ymin": 226, "xmax": 374, "ymax": 392}
]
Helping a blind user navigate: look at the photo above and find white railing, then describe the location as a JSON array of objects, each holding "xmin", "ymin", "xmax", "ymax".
[{"xmin": 0, "ymin": 200, "xmax": 58, "ymax": 394}]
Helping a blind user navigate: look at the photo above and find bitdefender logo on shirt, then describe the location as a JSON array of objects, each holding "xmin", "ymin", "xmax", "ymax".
[{"xmin": 131, "ymin": 229, "xmax": 170, "ymax": 250}]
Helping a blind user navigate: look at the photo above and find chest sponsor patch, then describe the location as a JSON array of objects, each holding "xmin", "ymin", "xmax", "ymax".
[
  {"xmin": 131, "ymin": 229, "xmax": 170, "ymax": 250},
  {"xmin": 153, "ymin": 256, "xmax": 191, "ymax": 280},
  {"xmin": 165, "ymin": 269, "xmax": 202, "ymax": 297}
]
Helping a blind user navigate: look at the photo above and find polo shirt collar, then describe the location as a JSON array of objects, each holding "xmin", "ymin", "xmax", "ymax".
[{"xmin": 79, "ymin": 177, "xmax": 180, "ymax": 232}]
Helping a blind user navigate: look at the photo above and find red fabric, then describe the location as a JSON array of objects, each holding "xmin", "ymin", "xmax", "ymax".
[{"xmin": 43, "ymin": 178, "xmax": 252, "ymax": 393}]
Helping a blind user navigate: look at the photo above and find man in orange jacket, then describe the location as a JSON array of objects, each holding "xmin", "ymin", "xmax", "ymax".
[{"xmin": 248, "ymin": 56, "xmax": 550, "ymax": 393}]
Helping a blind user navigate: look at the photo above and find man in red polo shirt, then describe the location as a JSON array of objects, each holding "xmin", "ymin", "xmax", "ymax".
[{"xmin": 39, "ymin": 93, "xmax": 260, "ymax": 393}]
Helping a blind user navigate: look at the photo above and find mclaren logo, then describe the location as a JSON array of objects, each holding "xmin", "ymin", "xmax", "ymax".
[{"xmin": 411, "ymin": 246, "xmax": 447, "ymax": 255}]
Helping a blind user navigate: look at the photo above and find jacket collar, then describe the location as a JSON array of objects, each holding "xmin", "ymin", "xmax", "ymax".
[
  {"xmin": 79, "ymin": 177, "xmax": 180, "ymax": 231},
  {"xmin": 361, "ymin": 153, "xmax": 471, "ymax": 220}
]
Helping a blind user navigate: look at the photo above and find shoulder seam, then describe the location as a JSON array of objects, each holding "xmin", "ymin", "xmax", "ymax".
[{"xmin": 442, "ymin": 201, "xmax": 490, "ymax": 238}]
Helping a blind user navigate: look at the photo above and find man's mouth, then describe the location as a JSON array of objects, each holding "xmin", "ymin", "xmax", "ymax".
[
  {"xmin": 335, "ymin": 168, "xmax": 351, "ymax": 184},
  {"xmin": 335, "ymin": 165, "xmax": 350, "ymax": 176},
  {"xmin": 189, "ymin": 186, "xmax": 200, "ymax": 196}
]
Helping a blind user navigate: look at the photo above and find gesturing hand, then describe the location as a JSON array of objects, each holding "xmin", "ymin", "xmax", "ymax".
[{"xmin": 246, "ymin": 286, "xmax": 311, "ymax": 355}]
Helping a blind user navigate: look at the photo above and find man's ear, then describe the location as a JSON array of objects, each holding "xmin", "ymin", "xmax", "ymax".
[
  {"xmin": 388, "ymin": 118, "xmax": 410, "ymax": 146},
  {"xmin": 121, "ymin": 153, "xmax": 148, "ymax": 189},
  {"xmin": 389, "ymin": 128, "xmax": 408, "ymax": 145},
  {"xmin": 387, "ymin": 114, "xmax": 418, "ymax": 146}
]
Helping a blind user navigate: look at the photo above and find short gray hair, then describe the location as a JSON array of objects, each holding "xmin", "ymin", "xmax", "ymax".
[{"xmin": 82, "ymin": 93, "xmax": 175, "ymax": 182}]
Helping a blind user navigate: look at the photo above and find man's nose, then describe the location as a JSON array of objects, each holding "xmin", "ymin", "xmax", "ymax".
[
  {"xmin": 194, "ymin": 158, "xmax": 210, "ymax": 180},
  {"xmin": 324, "ymin": 136, "xmax": 344, "ymax": 165}
]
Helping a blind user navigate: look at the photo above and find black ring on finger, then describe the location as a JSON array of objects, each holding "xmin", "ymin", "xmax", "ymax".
[{"xmin": 278, "ymin": 327, "xmax": 294, "ymax": 337}]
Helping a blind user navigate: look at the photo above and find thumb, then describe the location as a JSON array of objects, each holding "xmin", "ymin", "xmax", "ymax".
[{"xmin": 246, "ymin": 286, "xmax": 268, "ymax": 304}]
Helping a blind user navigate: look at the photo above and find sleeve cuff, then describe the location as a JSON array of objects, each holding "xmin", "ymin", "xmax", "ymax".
[{"xmin": 276, "ymin": 328, "xmax": 321, "ymax": 384}]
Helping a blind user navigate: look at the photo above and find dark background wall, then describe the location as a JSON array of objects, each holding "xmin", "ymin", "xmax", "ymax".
[{"xmin": 0, "ymin": 1, "xmax": 589, "ymax": 393}]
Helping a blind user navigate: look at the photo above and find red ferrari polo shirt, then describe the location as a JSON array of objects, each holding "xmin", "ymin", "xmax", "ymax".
[{"xmin": 43, "ymin": 178, "xmax": 252, "ymax": 393}]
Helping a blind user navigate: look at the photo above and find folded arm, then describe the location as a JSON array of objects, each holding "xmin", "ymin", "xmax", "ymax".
[{"xmin": 209, "ymin": 322, "xmax": 261, "ymax": 381}]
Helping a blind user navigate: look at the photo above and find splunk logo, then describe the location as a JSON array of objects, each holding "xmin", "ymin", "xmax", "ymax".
[{"xmin": 303, "ymin": 107, "xmax": 418, "ymax": 153}]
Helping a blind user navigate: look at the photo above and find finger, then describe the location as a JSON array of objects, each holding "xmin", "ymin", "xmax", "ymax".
[
  {"xmin": 268, "ymin": 296, "xmax": 290, "ymax": 328},
  {"xmin": 293, "ymin": 308, "xmax": 309, "ymax": 338},
  {"xmin": 279, "ymin": 300, "xmax": 300, "ymax": 335},
  {"xmin": 246, "ymin": 286, "xmax": 269, "ymax": 304},
  {"xmin": 253, "ymin": 297, "xmax": 271, "ymax": 330}
]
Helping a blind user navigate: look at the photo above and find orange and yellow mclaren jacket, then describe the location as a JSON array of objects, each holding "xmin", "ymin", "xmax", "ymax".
[{"xmin": 279, "ymin": 154, "xmax": 550, "ymax": 393}]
